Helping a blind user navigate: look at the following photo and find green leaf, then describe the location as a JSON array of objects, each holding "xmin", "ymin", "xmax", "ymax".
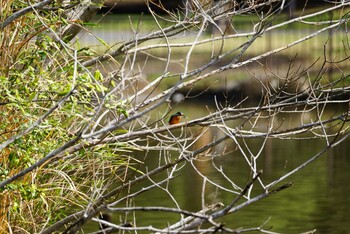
[{"xmin": 94, "ymin": 70, "xmax": 103, "ymax": 81}]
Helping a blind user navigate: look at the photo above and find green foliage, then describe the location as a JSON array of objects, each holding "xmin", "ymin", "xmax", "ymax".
[
  {"xmin": 0, "ymin": 0, "xmax": 131, "ymax": 231},
  {"xmin": 1, "ymin": 1, "xmax": 348, "ymax": 233}
]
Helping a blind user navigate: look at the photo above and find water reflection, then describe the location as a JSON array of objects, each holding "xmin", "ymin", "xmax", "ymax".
[
  {"xmin": 85, "ymin": 125, "xmax": 350, "ymax": 233},
  {"xmin": 79, "ymin": 13, "xmax": 350, "ymax": 233}
]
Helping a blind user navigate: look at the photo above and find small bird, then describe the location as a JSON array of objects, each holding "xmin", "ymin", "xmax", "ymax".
[{"xmin": 168, "ymin": 112, "xmax": 186, "ymax": 125}]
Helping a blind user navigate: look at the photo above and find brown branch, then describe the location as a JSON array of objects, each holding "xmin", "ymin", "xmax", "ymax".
[{"xmin": 0, "ymin": 0, "xmax": 53, "ymax": 29}]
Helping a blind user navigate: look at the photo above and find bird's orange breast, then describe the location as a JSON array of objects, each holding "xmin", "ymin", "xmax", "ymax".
[{"xmin": 169, "ymin": 115, "xmax": 181, "ymax": 125}]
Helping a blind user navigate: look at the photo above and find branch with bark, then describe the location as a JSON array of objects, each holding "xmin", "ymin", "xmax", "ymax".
[{"xmin": 1, "ymin": 0, "xmax": 350, "ymax": 233}]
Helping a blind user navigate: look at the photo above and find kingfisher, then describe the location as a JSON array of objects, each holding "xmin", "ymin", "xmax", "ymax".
[{"xmin": 168, "ymin": 112, "xmax": 186, "ymax": 125}]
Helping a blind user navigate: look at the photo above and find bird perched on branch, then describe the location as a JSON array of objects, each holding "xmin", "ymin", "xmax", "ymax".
[{"xmin": 168, "ymin": 112, "xmax": 186, "ymax": 125}]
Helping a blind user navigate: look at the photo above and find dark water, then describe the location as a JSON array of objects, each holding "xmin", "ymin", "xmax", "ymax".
[
  {"xmin": 80, "ymin": 14, "xmax": 350, "ymax": 233},
  {"xmin": 131, "ymin": 140, "xmax": 350, "ymax": 233},
  {"xmin": 84, "ymin": 115, "xmax": 350, "ymax": 233}
]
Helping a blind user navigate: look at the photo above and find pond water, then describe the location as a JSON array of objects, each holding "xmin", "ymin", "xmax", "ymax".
[
  {"xmin": 79, "ymin": 14, "xmax": 350, "ymax": 233},
  {"xmin": 82, "ymin": 101, "xmax": 350, "ymax": 233}
]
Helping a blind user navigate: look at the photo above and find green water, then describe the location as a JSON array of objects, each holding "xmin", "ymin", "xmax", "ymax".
[
  {"xmin": 80, "ymin": 13, "xmax": 350, "ymax": 233},
  {"xmin": 83, "ymin": 114, "xmax": 350, "ymax": 233}
]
